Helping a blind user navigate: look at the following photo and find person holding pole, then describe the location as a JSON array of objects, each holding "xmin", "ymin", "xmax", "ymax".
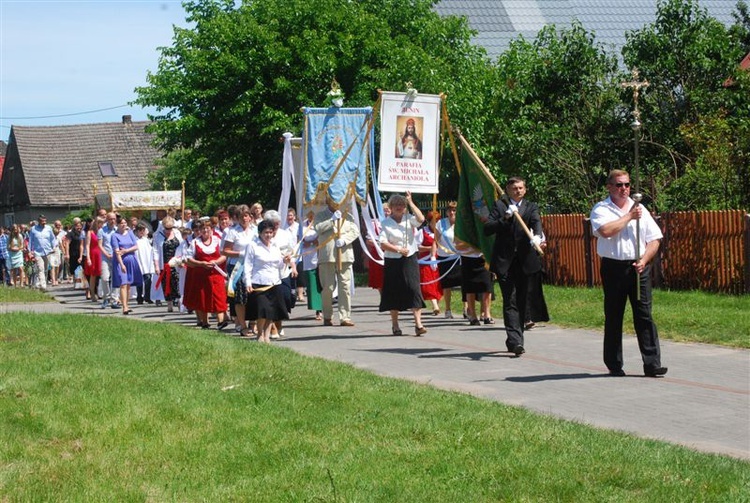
[
  {"xmin": 589, "ymin": 169, "xmax": 667, "ymax": 377},
  {"xmin": 314, "ymin": 198, "xmax": 360, "ymax": 327},
  {"xmin": 484, "ymin": 177, "xmax": 544, "ymax": 356},
  {"xmin": 378, "ymin": 192, "xmax": 427, "ymax": 336}
]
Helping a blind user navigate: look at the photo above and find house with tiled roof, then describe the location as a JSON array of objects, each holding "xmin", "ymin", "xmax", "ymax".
[
  {"xmin": 0, "ymin": 115, "xmax": 161, "ymax": 225},
  {"xmin": 434, "ymin": 0, "xmax": 741, "ymax": 59},
  {"xmin": 0, "ymin": 140, "xmax": 6, "ymax": 184}
]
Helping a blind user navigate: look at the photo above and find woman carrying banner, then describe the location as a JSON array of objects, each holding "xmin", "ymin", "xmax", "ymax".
[{"xmin": 378, "ymin": 192, "xmax": 427, "ymax": 336}]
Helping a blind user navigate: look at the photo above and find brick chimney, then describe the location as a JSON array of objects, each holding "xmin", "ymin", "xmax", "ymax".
[{"xmin": 122, "ymin": 115, "xmax": 132, "ymax": 124}]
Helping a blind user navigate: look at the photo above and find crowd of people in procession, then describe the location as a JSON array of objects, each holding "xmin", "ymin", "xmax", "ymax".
[{"xmin": 0, "ymin": 170, "xmax": 666, "ymax": 375}]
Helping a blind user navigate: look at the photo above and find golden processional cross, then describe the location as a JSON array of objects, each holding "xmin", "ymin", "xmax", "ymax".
[{"xmin": 620, "ymin": 68, "xmax": 650, "ymax": 299}]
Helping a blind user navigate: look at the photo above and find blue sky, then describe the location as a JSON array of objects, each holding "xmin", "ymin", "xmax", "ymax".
[{"xmin": 0, "ymin": 0, "xmax": 188, "ymax": 136}]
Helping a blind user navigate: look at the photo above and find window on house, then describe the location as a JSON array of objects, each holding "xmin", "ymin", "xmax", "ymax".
[{"xmin": 98, "ymin": 161, "xmax": 117, "ymax": 177}]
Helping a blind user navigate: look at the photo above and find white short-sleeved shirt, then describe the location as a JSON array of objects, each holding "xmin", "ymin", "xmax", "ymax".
[
  {"xmin": 243, "ymin": 238, "xmax": 285, "ymax": 287},
  {"xmin": 435, "ymin": 217, "xmax": 456, "ymax": 258},
  {"xmin": 590, "ymin": 196, "xmax": 663, "ymax": 261},
  {"xmin": 300, "ymin": 226, "xmax": 319, "ymax": 271},
  {"xmin": 378, "ymin": 214, "xmax": 421, "ymax": 259},
  {"xmin": 272, "ymin": 226, "xmax": 295, "ymax": 279},
  {"xmin": 223, "ymin": 224, "xmax": 258, "ymax": 265}
]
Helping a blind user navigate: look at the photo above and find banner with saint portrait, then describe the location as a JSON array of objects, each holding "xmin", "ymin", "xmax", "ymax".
[
  {"xmin": 377, "ymin": 91, "xmax": 442, "ymax": 194},
  {"xmin": 303, "ymin": 107, "xmax": 373, "ymax": 207}
]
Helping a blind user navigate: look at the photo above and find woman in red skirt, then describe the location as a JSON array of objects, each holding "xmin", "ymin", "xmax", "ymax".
[
  {"xmin": 183, "ymin": 220, "xmax": 228, "ymax": 329},
  {"xmin": 418, "ymin": 211, "xmax": 442, "ymax": 315},
  {"xmin": 83, "ymin": 217, "xmax": 103, "ymax": 303}
]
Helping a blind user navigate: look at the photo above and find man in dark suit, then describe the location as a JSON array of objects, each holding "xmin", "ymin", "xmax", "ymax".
[{"xmin": 484, "ymin": 177, "xmax": 544, "ymax": 356}]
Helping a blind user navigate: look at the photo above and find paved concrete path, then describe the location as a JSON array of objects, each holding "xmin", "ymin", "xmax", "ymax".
[{"xmin": 3, "ymin": 284, "xmax": 749, "ymax": 460}]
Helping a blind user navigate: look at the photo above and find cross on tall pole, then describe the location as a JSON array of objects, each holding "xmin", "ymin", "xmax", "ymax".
[
  {"xmin": 621, "ymin": 68, "xmax": 649, "ymax": 194},
  {"xmin": 621, "ymin": 68, "xmax": 649, "ymax": 300}
]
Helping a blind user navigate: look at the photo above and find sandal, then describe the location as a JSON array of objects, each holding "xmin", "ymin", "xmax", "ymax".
[
  {"xmin": 240, "ymin": 329, "xmax": 255, "ymax": 338},
  {"xmin": 482, "ymin": 317, "xmax": 495, "ymax": 325},
  {"xmin": 392, "ymin": 327, "xmax": 403, "ymax": 336},
  {"xmin": 415, "ymin": 326, "xmax": 427, "ymax": 336},
  {"xmin": 217, "ymin": 321, "xmax": 229, "ymax": 330}
]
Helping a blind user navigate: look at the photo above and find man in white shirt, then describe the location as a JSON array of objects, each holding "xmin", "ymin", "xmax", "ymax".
[
  {"xmin": 590, "ymin": 169, "xmax": 667, "ymax": 378},
  {"xmin": 28, "ymin": 214, "xmax": 56, "ymax": 290}
]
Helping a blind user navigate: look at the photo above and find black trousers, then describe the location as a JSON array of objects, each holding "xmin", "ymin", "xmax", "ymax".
[
  {"xmin": 136, "ymin": 274, "xmax": 152, "ymax": 303},
  {"xmin": 498, "ymin": 258, "xmax": 529, "ymax": 351},
  {"xmin": 600, "ymin": 258, "xmax": 662, "ymax": 373},
  {"xmin": 0, "ymin": 257, "xmax": 10, "ymax": 285}
]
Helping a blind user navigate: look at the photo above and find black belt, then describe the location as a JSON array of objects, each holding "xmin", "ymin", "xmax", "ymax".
[{"xmin": 601, "ymin": 257, "xmax": 634, "ymax": 264}]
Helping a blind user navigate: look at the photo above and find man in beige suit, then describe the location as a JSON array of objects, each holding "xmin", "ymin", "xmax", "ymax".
[{"xmin": 314, "ymin": 200, "xmax": 360, "ymax": 326}]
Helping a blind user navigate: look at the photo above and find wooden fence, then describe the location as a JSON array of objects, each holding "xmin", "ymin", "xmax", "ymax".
[{"xmin": 541, "ymin": 210, "xmax": 750, "ymax": 294}]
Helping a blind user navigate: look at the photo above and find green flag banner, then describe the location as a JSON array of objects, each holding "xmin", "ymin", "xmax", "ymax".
[{"xmin": 454, "ymin": 142, "xmax": 497, "ymax": 260}]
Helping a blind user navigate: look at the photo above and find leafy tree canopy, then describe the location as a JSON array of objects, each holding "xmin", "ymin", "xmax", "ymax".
[
  {"xmin": 135, "ymin": 0, "xmax": 491, "ymax": 212},
  {"xmin": 137, "ymin": 0, "xmax": 750, "ymax": 214},
  {"xmin": 487, "ymin": 22, "xmax": 624, "ymax": 213},
  {"xmin": 622, "ymin": 0, "xmax": 750, "ymax": 210}
]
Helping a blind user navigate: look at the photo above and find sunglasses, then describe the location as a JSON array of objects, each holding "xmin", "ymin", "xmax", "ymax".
[{"xmin": 613, "ymin": 182, "xmax": 631, "ymax": 188}]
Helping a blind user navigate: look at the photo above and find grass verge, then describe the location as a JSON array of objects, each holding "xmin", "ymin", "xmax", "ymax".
[
  {"xmin": 1, "ymin": 313, "xmax": 748, "ymax": 501},
  {"xmin": 0, "ymin": 286, "xmax": 55, "ymax": 304},
  {"xmin": 542, "ymin": 286, "xmax": 750, "ymax": 348}
]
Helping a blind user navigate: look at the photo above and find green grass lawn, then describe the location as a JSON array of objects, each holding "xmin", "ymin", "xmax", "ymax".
[
  {"xmin": 540, "ymin": 286, "xmax": 750, "ymax": 348},
  {"xmin": 1, "ymin": 313, "xmax": 748, "ymax": 501},
  {"xmin": 0, "ymin": 285, "xmax": 56, "ymax": 304},
  {"xmin": 3, "ymin": 282, "xmax": 749, "ymax": 347},
  {"xmin": 353, "ymin": 272, "xmax": 750, "ymax": 348}
]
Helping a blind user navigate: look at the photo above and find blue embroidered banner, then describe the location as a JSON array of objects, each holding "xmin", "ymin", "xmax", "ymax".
[{"xmin": 303, "ymin": 107, "xmax": 373, "ymax": 205}]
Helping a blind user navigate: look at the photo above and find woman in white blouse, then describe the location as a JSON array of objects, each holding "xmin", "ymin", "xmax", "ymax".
[
  {"xmin": 378, "ymin": 192, "xmax": 426, "ymax": 336},
  {"xmin": 222, "ymin": 204, "xmax": 258, "ymax": 336},
  {"xmin": 243, "ymin": 220, "xmax": 294, "ymax": 342}
]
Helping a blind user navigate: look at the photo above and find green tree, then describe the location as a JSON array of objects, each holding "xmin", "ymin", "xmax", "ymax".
[
  {"xmin": 135, "ymin": 0, "xmax": 492, "ymax": 212},
  {"xmin": 486, "ymin": 22, "xmax": 624, "ymax": 213},
  {"xmin": 622, "ymin": 0, "xmax": 749, "ymax": 210},
  {"xmin": 730, "ymin": 0, "xmax": 750, "ymax": 51}
]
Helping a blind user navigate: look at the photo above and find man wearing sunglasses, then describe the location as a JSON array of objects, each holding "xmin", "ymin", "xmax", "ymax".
[{"xmin": 590, "ymin": 169, "xmax": 667, "ymax": 378}]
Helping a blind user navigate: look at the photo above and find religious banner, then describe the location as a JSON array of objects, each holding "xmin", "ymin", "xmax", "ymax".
[
  {"xmin": 96, "ymin": 190, "xmax": 182, "ymax": 211},
  {"xmin": 303, "ymin": 107, "xmax": 373, "ymax": 206},
  {"xmin": 377, "ymin": 91, "xmax": 441, "ymax": 194},
  {"xmin": 454, "ymin": 141, "xmax": 497, "ymax": 260}
]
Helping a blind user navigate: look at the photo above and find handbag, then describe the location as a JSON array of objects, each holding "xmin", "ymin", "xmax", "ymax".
[{"xmin": 73, "ymin": 266, "xmax": 84, "ymax": 289}]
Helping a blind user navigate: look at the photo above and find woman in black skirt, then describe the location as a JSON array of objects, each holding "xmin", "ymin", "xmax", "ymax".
[
  {"xmin": 378, "ymin": 192, "xmax": 426, "ymax": 336},
  {"xmin": 243, "ymin": 220, "xmax": 294, "ymax": 343},
  {"xmin": 455, "ymin": 243, "xmax": 494, "ymax": 326}
]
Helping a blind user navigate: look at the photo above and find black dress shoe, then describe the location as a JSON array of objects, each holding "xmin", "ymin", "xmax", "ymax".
[
  {"xmin": 609, "ymin": 369, "xmax": 626, "ymax": 377},
  {"xmin": 644, "ymin": 366, "xmax": 668, "ymax": 377},
  {"xmin": 511, "ymin": 345, "xmax": 525, "ymax": 356}
]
